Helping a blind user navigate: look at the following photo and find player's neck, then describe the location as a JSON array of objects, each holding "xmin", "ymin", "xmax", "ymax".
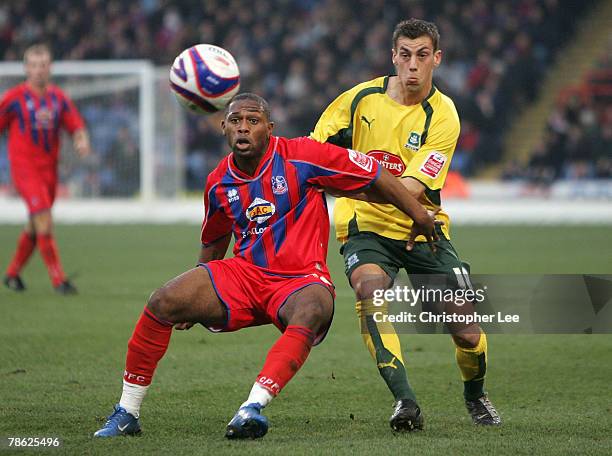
[
  {"xmin": 26, "ymin": 81, "xmax": 49, "ymax": 95},
  {"xmin": 387, "ymin": 76, "xmax": 432, "ymax": 106},
  {"xmin": 233, "ymin": 156, "xmax": 261, "ymax": 176}
]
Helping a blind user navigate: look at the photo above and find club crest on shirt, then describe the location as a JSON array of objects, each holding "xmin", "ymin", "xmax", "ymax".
[
  {"xmin": 271, "ymin": 175, "xmax": 288, "ymax": 195},
  {"xmin": 348, "ymin": 149, "xmax": 373, "ymax": 172},
  {"xmin": 35, "ymin": 108, "xmax": 55, "ymax": 129},
  {"xmin": 419, "ymin": 151, "xmax": 446, "ymax": 178},
  {"xmin": 246, "ymin": 197, "xmax": 276, "ymax": 224},
  {"xmin": 405, "ymin": 131, "xmax": 421, "ymax": 151}
]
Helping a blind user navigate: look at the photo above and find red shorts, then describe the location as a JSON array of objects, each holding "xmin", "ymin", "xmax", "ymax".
[
  {"xmin": 11, "ymin": 165, "xmax": 57, "ymax": 214},
  {"xmin": 200, "ymin": 256, "xmax": 335, "ymax": 345}
]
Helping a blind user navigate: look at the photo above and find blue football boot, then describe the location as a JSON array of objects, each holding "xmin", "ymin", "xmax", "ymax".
[
  {"xmin": 93, "ymin": 404, "xmax": 141, "ymax": 437},
  {"xmin": 225, "ymin": 403, "xmax": 269, "ymax": 439}
]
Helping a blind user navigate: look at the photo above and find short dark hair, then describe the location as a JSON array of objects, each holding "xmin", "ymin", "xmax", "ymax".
[
  {"xmin": 226, "ymin": 92, "xmax": 271, "ymax": 120},
  {"xmin": 392, "ymin": 18, "xmax": 440, "ymax": 51}
]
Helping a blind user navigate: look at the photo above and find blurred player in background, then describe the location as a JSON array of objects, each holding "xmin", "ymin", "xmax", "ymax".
[
  {"xmin": 94, "ymin": 93, "xmax": 439, "ymax": 439},
  {"xmin": 312, "ymin": 19, "xmax": 501, "ymax": 430},
  {"xmin": 1, "ymin": 44, "xmax": 91, "ymax": 294}
]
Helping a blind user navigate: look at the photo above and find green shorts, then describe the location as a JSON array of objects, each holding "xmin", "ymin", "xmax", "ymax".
[{"xmin": 341, "ymin": 230, "xmax": 471, "ymax": 289}]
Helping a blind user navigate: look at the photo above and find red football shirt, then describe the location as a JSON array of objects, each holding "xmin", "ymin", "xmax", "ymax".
[
  {"xmin": 201, "ymin": 135, "xmax": 380, "ymax": 276},
  {"xmin": 0, "ymin": 82, "xmax": 85, "ymax": 169}
]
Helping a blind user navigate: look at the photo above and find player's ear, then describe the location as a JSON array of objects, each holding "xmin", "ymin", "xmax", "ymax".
[
  {"xmin": 268, "ymin": 121, "xmax": 274, "ymax": 133},
  {"xmin": 433, "ymin": 49, "xmax": 442, "ymax": 67},
  {"xmin": 221, "ymin": 120, "xmax": 226, "ymax": 135}
]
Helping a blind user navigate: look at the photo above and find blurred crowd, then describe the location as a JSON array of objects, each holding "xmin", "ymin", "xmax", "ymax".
[
  {"xmin": 504, "ymin": 39, "xmax": 612, "ymax": 187},
  {"xmin": 0, "ymin": 0, "xmax": 603, "ymax": 193}
]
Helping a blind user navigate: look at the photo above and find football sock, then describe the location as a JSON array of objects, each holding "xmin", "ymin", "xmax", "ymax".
[
  {"xmin": 356, "ymin": 299, "xmax": 417, "ymax": 402},
  {"xmin": 6, "ymin": 231, "xmax": 36, "ymax": 277},
  {"xmin": 455, "ymin": 329, "xmax": 487, "ymax": 400},
  {"xmin": 255, "ymin": 325, "xmax": 314, "ymax": 396},
  {"xmin": 124, "ymin": 306, "xmax": 173, "ymax": 389},
  {"xmin": 36, "ymin": 234, "xmax": 66, "ymax": 287},
  {"xmin": 241, "ymin": 383, "xmax": 274, "ymax": 409},
  {"xmin": 119, "ymin": 380, "xmax": 149, "ymax": 418}
]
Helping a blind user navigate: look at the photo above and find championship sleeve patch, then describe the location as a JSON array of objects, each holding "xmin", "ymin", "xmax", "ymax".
[
  {"xmin": 348, "ymin": 149, "xmax": 373, "ymax": 173},
  {"xmin": 419, "ymin": 152, "xmax": 446, "ymax": 178}
]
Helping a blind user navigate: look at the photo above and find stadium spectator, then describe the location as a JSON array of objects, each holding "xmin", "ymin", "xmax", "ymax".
[
  {"xmin": 1, "ymin": 43, "xmax": 91, "ymax": 294},
  {"xmin": 0, "ymin": 0, "xmax": 598, "ymax": 190},
  {"xmin": 93, "ymin": 93, "xmax": 439, "ymax": 439},
  {"xmin": 507, "ymin": 42, "xmax": 612, "ymax": 184}
]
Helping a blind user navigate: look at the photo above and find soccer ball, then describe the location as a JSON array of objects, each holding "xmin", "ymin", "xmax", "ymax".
[{"xmin": 169, "ymin": 44, "xmax": 240, "ymax": 114}]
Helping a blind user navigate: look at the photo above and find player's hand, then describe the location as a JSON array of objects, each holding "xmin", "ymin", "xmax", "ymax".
[
  {"xmin": 174, "ymin": 322, "xmax": 195, "ymax": 330},
  {"xmin": 406, "ymin": 209, "xmax": 443, "ymax": 253},
  {"xmin": 75, "ymin": 139, "xmax": 91, "ymax": 158},
  {"xmin": 73, "ymin": 129, "xmax": 92, "ymax": 158}
]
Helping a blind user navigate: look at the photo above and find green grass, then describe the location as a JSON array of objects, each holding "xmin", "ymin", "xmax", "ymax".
[{"xmin": 1, "ymin": 225, "xmax": 611, "ymax": 455}]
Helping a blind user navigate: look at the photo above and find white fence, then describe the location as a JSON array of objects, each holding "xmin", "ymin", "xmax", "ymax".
[{"xmin": 1, "ymin": 181, "xmax": 611, "ymax": 224}]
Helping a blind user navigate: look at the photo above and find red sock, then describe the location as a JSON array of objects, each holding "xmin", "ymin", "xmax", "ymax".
[
  {"xmin": 6, "ymin": 231, "xmax": 36, "ymax": 277},
  {"xmin": 37, "ymin": 234, "xmax": 66, "ymax": 287},
  {"xmin": 124, "ymin": 307, "xmax": 174, "ymax": 386},
  {"xmin": 256, "ymin": 325, "xmax": 315, "ymax": 396}
]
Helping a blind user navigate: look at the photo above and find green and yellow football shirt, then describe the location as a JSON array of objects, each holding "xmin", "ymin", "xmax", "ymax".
[{"xmin": 311, "ymin": 76, "xmax": 460, "ymax": 242}]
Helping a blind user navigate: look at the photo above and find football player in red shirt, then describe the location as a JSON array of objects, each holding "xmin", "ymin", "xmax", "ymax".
[
  {"xmin": 94, "ymin": 93, "xmax": 440, "ymax": 439},
  {"xmin": 1, "ymin": 44, "xmax": 91, "ymax": 294}
]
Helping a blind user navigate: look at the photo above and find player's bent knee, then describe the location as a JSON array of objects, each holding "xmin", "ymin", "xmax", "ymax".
[
  {"xmin": 283, "ymin": 290, "xmax": 333, "ymax": 334},
  {"xmin": 352, "ymin": 272, "xmax": 389, "ymax": 301},
  {"xmin": 452, "ymin": 330, "xmax": 481, "ymax": 348},
  {"xmin": 147, "ymin": 287, "xmax": 179, "ymax": 323},
  {"xmin": 305, "ymin": 299, "xmax": 333, "ymax": 331},
  {"xmin": 31, "ymin": 210, "xmax": 53, "ymax": 235}
]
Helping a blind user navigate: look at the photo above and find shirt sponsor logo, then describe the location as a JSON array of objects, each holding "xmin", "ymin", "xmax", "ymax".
[
  {"xmin": 405, "ymin": 131, "xmax": 421, "ymax": 151},
  {"xmin": 419, "ymin": 152, "xmax": 446, "ymax": 178},
  {"xmin": 367, "ymin": 150, "xmax": 406, "ymax": 177},
  {"xmin": 241, "ymin": 226, "xmax": 268, "ymax": 238},
  {"xmin": 227, "ymin": 188, "xmax": 239, "ymax": 203},
  {"xmin": 246, "ymin": 197, "xmax": 276, "ymax": 224},
  {"xmin": 271, "ymin": 175, "xmax": 288, "ymax": 195},
  {"xmin": 348, "ymin": 149, "xmax": 373, "ymax": 173}
]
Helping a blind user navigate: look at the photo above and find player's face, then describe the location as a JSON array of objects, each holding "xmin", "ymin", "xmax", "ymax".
[
  {"xmin": 25, "ymin": 52, "xmax": 52, "ymax": 88},
  {"xmin": 222, "ymin": 100, "xmax": 274, "ymax": 160},
  {"xmin": 392, "ymin": 35, "xmax": 441, "ymax": 94}
]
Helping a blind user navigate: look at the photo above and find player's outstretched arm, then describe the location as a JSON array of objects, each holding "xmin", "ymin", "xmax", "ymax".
[
  {"xmin": 73, "ymin": 128, "xmax": 91, "ymax": 157},
  {"xmin": 326, "ymin": 175, "xmax": 425, "ymax": 203},
  {"xmin": 365, "ymin": 168, "xmax": 440, "ymax": 251}
]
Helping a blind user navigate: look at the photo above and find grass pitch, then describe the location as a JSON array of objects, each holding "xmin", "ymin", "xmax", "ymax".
[{"xmin": 1, "ymin": 225, "xmax": 611, "ymax": 455}]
